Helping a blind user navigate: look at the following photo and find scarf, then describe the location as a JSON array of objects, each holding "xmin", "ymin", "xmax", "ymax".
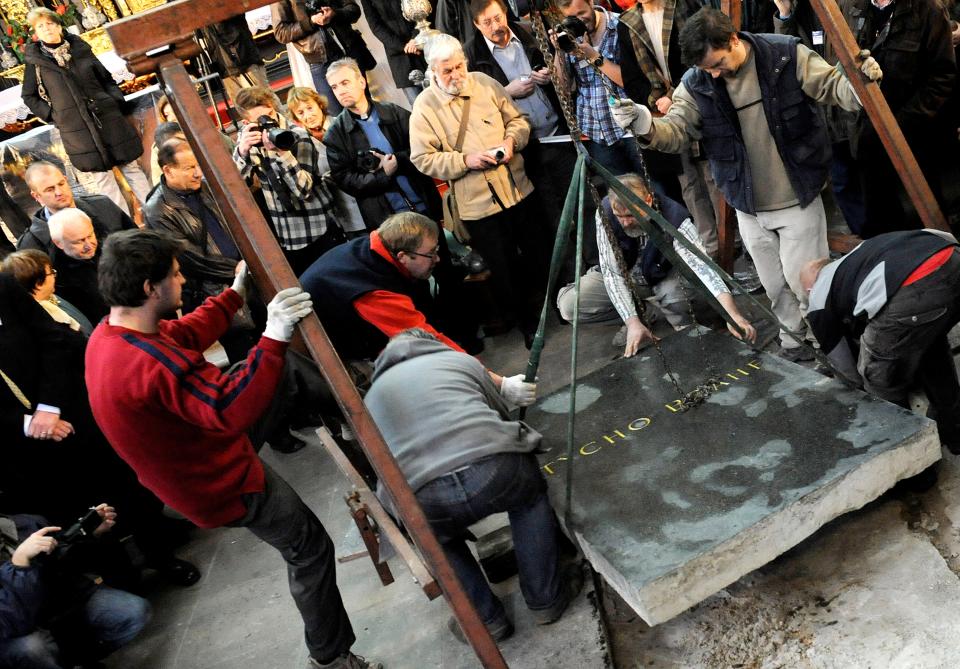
[{"xmin": 41, "ymin": 39, "xmax": 71, "ymax": 68}]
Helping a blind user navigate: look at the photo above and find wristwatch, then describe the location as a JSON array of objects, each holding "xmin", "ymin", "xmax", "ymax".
[{"xmin": 591, "ymin": 54, "xmax": 605, "ymax": 68}]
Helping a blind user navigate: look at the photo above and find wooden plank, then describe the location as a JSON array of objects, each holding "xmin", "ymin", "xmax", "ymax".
[{"xmin": 318, "ymin": 428, "xmax": 442, "ymax": 600}]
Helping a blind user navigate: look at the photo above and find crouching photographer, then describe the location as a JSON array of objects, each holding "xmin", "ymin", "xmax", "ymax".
[{"xmin": 0, "ymin": 504, "xmax": 151, "ymax": 669}]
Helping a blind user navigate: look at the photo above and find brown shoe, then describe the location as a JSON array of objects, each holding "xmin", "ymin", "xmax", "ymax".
[{"xmin": 308, "ymin": 653, "xmax": 383, "ymax": 669}]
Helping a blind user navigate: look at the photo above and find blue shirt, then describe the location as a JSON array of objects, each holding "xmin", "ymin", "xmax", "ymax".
[
  {"xmin": 354, "ymin": 108, "xmax": 426, "ymax": 214},
  {"xmin": 566, "ymin": 7, "xmax": 628, "ymax": 146},
  {"xmin": 486, "ymin": 32, "xmax": 559, "ymax": 138}
]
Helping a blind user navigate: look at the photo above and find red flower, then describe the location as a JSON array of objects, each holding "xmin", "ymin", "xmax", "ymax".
[
  {"xmin": 17, "ymin": 37, "xmax": 23, "ymax": 45},
  {"xmin": 6, "ymin": 26, "xmax": 12, "ymax": 36},
  {"xmin": 55, "ymin": 4, "xmax": 67, "ymax": 14}
]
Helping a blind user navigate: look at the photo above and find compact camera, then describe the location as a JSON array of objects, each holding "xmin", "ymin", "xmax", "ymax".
[{"xmin": 553, "ymin": 16, "xmax": 588, "ymax": 53}]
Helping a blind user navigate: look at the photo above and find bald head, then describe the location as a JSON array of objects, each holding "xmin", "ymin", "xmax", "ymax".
[
  {"xmin": 25, "ymin": 161, "xmax": 75, "ymax": 212},
  {"xmin": 800, "ymin": 258, "xmax": 831, "ymax": 294},
  {"xmin": 49, "ymin": 208, "xmax": 98, "ymax": 260}
]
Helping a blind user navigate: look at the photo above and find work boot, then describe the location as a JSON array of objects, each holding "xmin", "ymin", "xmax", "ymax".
[
  {"xmin": 308, "ymin": 652, "xmax": 382, "ymax": 669},
  {"xmin": 779, "ymin": 345, "xmax": 815, "ymax": 363},
  {"xmin": 447, "ymin": 615, "xmax": 514, "ymax": 645},
  {"xmin": 270, "ymin": 430, "xmax": 307, "ymax": 454},
  {"xmin": 530, "ymin": 562, "xmax": 586, "ymax": 625}
]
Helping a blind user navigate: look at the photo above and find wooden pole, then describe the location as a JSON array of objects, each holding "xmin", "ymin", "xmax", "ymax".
[{"xmin": 104, "ymin": 4, "xmax": 509, "ymax": 663}]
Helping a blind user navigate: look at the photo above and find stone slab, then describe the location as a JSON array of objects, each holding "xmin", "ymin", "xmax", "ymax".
[{"xmin": 525, "ymin": 328, "xmax": 941, "ymax": 626}]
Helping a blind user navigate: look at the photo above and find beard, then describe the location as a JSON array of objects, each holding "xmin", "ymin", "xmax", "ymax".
[
  {"xmin": 435, "ymin": 77, "xmax": 464, "ymax": 96},
  {"xmin": 623, "ymin": 225, "xmax": 646, "ymax": 239}
]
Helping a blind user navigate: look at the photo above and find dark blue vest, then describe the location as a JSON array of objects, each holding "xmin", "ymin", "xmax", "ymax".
[
  {"xmin": 299, "ymin": 236, "xmax": 435, "ymax": 360},
  {"xmin": 681, "ymin": 32, "xmax": 831, "ymax": 215},
  {"xmin": 604, "ymin": 193, "xmax": 691, "ymax": 285}
]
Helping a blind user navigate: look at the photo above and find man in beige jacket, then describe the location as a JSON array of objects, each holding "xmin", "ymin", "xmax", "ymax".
[{"xmin": 410, "ymin": 34, "xmax": 548, "ymax": 347}]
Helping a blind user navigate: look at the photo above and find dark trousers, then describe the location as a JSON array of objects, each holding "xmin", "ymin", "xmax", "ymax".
[
  {"xmin": 464, "ymin": 195, "xmax": 550, "ymax": 334},
  {"xmin": 858, "ymin": 251, "xmax": 960, "ymax": 448},
  {"xmin": 286, "ymin": 227, "xmax": 347, "ymax": 277},
  {"xmin": 230, "ymin": 463, "xmax": 354, "ymax": 662},
  {"xmin": 857, "ymin": 128, "xmax": 946, "ymax": 238},
  {"xmin": 416, "ymin": 453, "xmax": 561, "ymax": 625},
  {"xmin": 829, "ymin": 141, "xmax": 866, "ymax": 235}
]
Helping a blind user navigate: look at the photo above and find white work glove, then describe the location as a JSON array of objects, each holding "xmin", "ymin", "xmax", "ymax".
[
  {"xmin": 500, "ymin": 374, "xmax": 537, "ymax": 408},
  {"xmin": 263, "ymin": 287, "xmax": 313, "ymax": 342},
  {"xmin": 858, "ymin": 49, "xmax": 882, "ymax": 82},
  {"xmin": 230, "ymin": 260, "xmax": 248, "ymax": 300},
  {"xmin": 609, "ymin": 98, "xmax": 652, "ymax": 135}
]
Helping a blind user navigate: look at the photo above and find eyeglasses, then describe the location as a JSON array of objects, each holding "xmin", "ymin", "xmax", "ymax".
[
  {"xmin": 45, "ymin": 268, "xmax": 57, "ymax": 276},
  {"xmin": 478, "ymin": 13, "xmax": 506, "ymax": 29},
  {"xmin": 405, "ymin": 247, "xmax": 440, "ymax": 260}
]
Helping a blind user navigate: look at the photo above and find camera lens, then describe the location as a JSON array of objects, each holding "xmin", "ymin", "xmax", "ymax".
[
  {"xmin": 494, "ymin": 149, "xmax": 505, "ymax": 161},
  {"xmin": 267, "ymin": 128, "xmax": 296, "ymax": 151}
]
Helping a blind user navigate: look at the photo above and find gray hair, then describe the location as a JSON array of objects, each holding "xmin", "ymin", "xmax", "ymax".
[
  {"xmin": 424, "ymin": 34, "xmax": 466, "ymax": 66},
  {"xmin": 390, "ymin": 328, "xmax": 439, "ymax": 343},
  {"xmin": 48, "ymin": 208, "xmax": 91, "ymax": 244},
  {"xmin": 325, "ymin": 57, "xmax": 363, "ymax": 80}
]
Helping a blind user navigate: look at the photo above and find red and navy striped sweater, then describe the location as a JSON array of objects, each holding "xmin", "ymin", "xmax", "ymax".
[{"xmin": 84, "ymin": 289, "xmax": 287, "ymax": 528}]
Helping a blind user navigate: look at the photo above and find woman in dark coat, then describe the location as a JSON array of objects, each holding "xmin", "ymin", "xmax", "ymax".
[{"xmin": 20, "ymin": 8, "xmax": 150, "ymax": 214}]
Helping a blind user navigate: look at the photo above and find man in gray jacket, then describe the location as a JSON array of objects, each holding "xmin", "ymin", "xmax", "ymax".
[{"xmin": 365, "ymin": 329, "xmax": 576, "ymax": 644}]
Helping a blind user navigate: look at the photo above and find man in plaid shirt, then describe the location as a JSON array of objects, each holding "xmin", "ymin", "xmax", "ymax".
[
  {"xmin": 234, "ymin": 87, "xmax": 346, "ymax": 275},
  {"xmin": 552, "ymin": 0, "xmax": 648, "ymax": 177}
]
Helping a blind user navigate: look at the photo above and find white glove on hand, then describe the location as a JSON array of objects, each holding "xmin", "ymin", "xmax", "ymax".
[
  {"xmin": 263, "ymin": 287, "xmax": 313, "ymax": 342},
  {"xmin": 230, "ymin": 261, "xmax": 248, "ymax": 300},
  {"xmin": 858, "ymin": 49, "xmax": 882, "ymax": 82},
  {"xmin": 500, "ymin": 374, "xmax": 537, "ymax": 408},
  {"xmin": 609, "ymin": 98, "xmax": 652, "ymax": 135}
]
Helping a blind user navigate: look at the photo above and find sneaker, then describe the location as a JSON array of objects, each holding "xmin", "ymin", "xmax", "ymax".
[
  {"xmin": 309, "ymin": 652, "xmax": 383, "ymax": 669},
  {"xmin": 779, "ymin": 345, "xmax": 815, "ymax": 363},
  {"xmin": 447, "ymin": 615, "xmax": 514, "ymax": 645},
  {"xmin": 530, "ymin": 562, "xmax": 586, "ymax": 625}
]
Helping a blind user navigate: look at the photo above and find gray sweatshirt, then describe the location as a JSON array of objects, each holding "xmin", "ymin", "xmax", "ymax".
[{"xmin": 365, "ymin": 337, "xmax": 541, "ymax": 493}]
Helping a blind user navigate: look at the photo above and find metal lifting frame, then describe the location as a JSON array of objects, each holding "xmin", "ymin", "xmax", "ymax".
[{"xmin": 104, "ymin": 2, "xmax": 507, "ymax": 666}]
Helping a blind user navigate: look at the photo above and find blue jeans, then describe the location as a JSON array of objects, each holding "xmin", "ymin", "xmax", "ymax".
[
  {"xmin": 308, "ymin": 62, "xmax": 343, "ymax": 115},
  {"xmin": 0, "ymin": 586, "xmax": 150, "ymax": 669},
  {"xmin": 415, "ymin": 452, "xmax": 561, "ymax": 625}
]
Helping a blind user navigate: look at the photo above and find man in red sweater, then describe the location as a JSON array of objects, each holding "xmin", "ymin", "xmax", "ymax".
[{"xmin": 84, "ymin": 230, "xmax": 380, "ymax": 669}]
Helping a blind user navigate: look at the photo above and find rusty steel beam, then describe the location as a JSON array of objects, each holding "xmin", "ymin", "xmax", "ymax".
[
  {"xmin": 807, "ymin": 0, "xmax": 948, "ymax": 232},
  {"xmin": 110, "ymin": 38, "xmax": 507, "ymax": 667}
]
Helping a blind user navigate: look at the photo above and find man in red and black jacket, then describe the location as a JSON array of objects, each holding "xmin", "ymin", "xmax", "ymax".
[
  {"xmin": 802, "ymin": 229, "xmax": 960, "ymax": 454},
  {"xmin": 300, "ymin": 212, "xmax": 536, "ymax": 405},
  {"xmin": 84, "ymin": 229, "xmax": 381, "ymax": 669}
]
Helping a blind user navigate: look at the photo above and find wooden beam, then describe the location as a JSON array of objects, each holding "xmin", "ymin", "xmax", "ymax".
[{"xmin": 807, "ymin": 0, "xmax": 948, "ymax": 231}]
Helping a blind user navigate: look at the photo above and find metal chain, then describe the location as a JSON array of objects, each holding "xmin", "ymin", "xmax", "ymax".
[{"xmin": 531, "ymin": 10, "xmax": 710, "ymax": 406}]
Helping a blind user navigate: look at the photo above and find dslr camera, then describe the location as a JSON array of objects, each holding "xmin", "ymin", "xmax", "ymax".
[
  {"xmin": 356, "ymin": 149, "xmax": 383, "ymax": 172},
  {"xmin": 251, "ymin": 115, "xmax": 297, "ymax": 152},
  {"xmin": 553, "ymin": 15, "xmax": 588, "ymax": 53}
]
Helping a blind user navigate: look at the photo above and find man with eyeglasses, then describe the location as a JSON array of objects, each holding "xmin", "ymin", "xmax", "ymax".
[{"xmin": 301, "ymin": 212, "xmax": 536, "ymax": 404}]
